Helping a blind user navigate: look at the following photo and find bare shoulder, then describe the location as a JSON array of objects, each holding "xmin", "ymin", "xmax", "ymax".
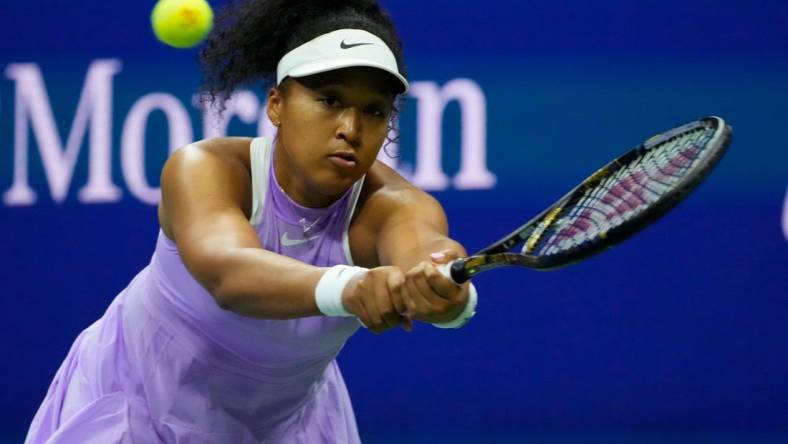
[
  {"xmin": 358, "ymin": 161, "xmax": 444, "ymax": 219},
  {"xmin": 158, "ymin": 137, "xmax": 255, "ymax": 239},
  {"xmin": 349, "ymin": 160, "xmax": 448, "ymax": 265},
  {"xmin": 175, "ymin": 137, "xmax": 254, "ymax": 168}
]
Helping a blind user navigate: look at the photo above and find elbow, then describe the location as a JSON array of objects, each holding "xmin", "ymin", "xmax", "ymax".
[
  {"xmin": 187, "ymin": 255, "xmax": 246, "ymax": 313},
  {"xmin": 205, "ymin": 275, "xmax": 241, "ymax": 312},
  {"xmin": 214, "ymin": 292, "xmax": 237, "ymax": 312},
  {"xmin": 188, "ymin": 255, "xmax": 266, "ymax": 317},
  {"xmin": 208, "ymin": 274, "xmax": 264, "ymax": 318},
  {"xmin": 210, "ymin": 280, "xmax": 271, "ymax": 319}
]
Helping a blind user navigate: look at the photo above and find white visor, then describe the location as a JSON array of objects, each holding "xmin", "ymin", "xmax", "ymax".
[{"xmin": 276, "ymin": 29, "xmax": 408, "ymax": 94}]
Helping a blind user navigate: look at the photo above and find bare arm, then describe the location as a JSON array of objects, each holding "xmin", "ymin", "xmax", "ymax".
[
  {"xmin": 159, "ymin": 139, "xmax": 323, "ymax": 319},
  {"xmin": 357, "ymin": 162, "xmax": 467, "ymax": 271},
  {"xmin": 376, "ymin": 190, "xmax": 466, "ymax": 270},
  {"xmin": 354, "ymin": 163, "xmax": 470, "ymax": 324}
]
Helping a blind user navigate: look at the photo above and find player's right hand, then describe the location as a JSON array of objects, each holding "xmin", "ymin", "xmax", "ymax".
[{"xmin": 341, "ymin": 266, "xmax": 413, "ymax": 334}]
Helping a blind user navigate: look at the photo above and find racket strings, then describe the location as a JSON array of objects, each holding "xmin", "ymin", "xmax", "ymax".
[{"xmin": 528, "ymin": 126, "xmax": 715, "ymax": 256}]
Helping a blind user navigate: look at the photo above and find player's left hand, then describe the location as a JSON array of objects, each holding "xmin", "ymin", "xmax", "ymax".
[{"xmin": 401, "ymin": 249, "xmax": 469, "ymax": 324}]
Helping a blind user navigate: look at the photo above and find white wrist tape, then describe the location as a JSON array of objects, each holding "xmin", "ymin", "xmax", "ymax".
[
  {"xmin": 432, "ymin": 283, "xmax": 478, "ymax": 329},
  {"xmin": 315, "ymin": 265, "xmax": 368, "ymax": 317}
]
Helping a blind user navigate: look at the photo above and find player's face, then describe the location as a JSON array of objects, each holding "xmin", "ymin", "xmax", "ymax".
[{"xmin": 268, "ymin": 67, "xmax": 396, "ymax": 207}]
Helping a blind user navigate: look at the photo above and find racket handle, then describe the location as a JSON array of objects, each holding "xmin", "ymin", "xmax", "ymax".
[{"xmin": 437, "ymin": 260, "xmax": 471, "ymax": 284}]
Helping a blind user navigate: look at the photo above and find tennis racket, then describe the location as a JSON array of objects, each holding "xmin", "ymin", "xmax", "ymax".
[{"xmin": 441, "ymin": 116, "xmax": 732, "ymax": 284}]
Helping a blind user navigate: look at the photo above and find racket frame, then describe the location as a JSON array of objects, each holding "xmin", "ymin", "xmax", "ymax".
[{"xmin": 448, "ymin": 116, "xmax": 732, "ymax": 283}]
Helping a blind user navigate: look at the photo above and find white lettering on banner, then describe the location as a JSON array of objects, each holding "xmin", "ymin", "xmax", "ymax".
[
  {"xmin": 121, "ymin": 93, "xmax": 193, "ymax": 205},
  {"xmin": 1, "ymin": 59, "xmax": 496, "ymax": 207},
  {"xmin": 196, "ymin": 91, "xmax": 278, "ymax": 139},
  {"xmin": 408, "ymin": 79, "xmax": 496, "ymax": 190},
  {"xmin": 257, "ymin": 99, "xmax": 278, "ymax": 139},
  {"xmin": 782, "ymin": 184, "xmax": 788, "ymax": 242},
  {"xmin": 200, "ymin": 91, "xmax": 260, "ymax": 139},
  {"xmin": 3, "ymin": 60, "xmax": 122, "ymax": 205},
  {"xmin": 376, "ymin": 120, "xmax": 402, "ymax": 173}
]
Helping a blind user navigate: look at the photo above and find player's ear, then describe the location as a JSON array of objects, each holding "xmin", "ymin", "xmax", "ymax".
[{"xmin": 267, "ymin": 86, "xmax": 284, "ymax": 127}]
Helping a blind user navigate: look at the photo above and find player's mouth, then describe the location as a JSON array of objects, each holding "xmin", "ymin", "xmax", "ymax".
[{"xmin": 327, "ymin": 151, "xmax": 358, "ymax": 169}]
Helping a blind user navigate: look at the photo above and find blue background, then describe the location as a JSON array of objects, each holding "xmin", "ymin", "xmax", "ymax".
[{"xmin": 1, "ymin": 1, "xmax": 787, "ymax": 442}]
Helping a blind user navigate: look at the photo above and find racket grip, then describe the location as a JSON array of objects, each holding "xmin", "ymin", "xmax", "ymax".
[{"xmin": 437, "ymin": 260, "xmax": 471, "ymax": 284}]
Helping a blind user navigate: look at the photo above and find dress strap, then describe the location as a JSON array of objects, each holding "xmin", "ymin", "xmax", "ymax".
[
  {"xmin": 249, "ymin": 137, "xmax": 272, "ymax": 226},
  {"xmin": 342, "ymin": 175, "xmax": 366, "ymax": 265}
]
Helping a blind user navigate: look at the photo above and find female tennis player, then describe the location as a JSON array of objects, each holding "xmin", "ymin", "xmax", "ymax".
[{"xmin": 26, "ymin": 0, "xmax": 478, "ymax": 442}]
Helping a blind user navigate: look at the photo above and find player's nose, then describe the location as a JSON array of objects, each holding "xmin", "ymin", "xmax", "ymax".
[{"xmin": 336, "ymin": 108, "xmax": 362, "ymax": 147}]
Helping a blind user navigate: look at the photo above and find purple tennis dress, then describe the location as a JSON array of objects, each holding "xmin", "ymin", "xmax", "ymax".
[{"xmin": 26, "ymin": 137, "xmax": 365, "ymax": 443}]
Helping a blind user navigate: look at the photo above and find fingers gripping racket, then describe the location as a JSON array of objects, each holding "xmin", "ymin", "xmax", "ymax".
[{"xmin": 441, "ymin": 116, "xmax": 732, "ymax": 284}]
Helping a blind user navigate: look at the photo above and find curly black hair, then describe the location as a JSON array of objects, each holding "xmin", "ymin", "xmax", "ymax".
[{"xmin": 198, "ymin": 0, "xmax": 406, "ymax": 109}]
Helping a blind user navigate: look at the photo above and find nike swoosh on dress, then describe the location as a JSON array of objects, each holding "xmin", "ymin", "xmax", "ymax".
[{"xmin": 281, "ymin": 232, "xmax": 320, "ymax": 247}]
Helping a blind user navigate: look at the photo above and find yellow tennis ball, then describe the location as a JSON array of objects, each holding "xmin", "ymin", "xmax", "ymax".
[{"xmin": 151, "ymin": 0, "xmax": 214, "ymax": 49}]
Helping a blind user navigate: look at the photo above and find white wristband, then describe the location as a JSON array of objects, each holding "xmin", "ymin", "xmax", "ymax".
[
  {"xmin": 432, "ymin": 283, "xmax": 478, "ymax": 329},
  {"xmin": 315, "ymin": 265, "xmax": 368, "ymax": 317}
]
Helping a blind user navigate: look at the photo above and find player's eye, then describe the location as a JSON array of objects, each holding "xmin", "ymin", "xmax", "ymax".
[
  {"xmin": 319, "ymin": 96, "xmax": 341, "ymax": 107},
  {"xmin": 364, "ymin": 106, "xmax": 387, "ymax": 118}
]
